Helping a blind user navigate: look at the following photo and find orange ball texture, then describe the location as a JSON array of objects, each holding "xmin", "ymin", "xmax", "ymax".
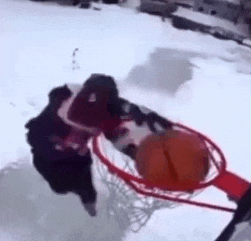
[{"xmin": 135, "ymin": 130, "xmax": 210, "ymax": 191}]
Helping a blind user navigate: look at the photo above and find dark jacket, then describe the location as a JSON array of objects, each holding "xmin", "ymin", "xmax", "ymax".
[
  {"xmin": 25, "ymin": 85, "xmax": 96, "ymax": 201},
  {"xmin": 25, "ymin": 106, "xmax": 75, "ymax": 161}
]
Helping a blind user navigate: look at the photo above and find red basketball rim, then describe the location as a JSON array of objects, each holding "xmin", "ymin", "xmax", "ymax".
[
  {"xmin": 93, "ymin": 122, "xmax": 246, "ymax": 212},
  {"xmin": 93, "ymin": 123, "xmax": 227, "ymax": 191}
]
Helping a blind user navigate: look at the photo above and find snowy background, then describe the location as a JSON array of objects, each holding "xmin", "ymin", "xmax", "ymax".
[{"xmin": 1, "ymin": 0, "xmax": 251, "ymax": 240}]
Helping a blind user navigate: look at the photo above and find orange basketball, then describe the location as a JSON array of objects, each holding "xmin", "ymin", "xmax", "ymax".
[{"xmin": 135, "ymin": 130, "xmax": 210, "ymax": 191}]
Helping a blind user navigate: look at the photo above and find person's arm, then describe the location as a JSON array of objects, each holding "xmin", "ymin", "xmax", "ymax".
[
  {"xmin": 26, "ymin": 120, "xmax": 78, "ymax": 160},
  {"xmin": 103, "ymin": 128, "xmax": 137, "ymax": 160},
  {"xmin": 119, "ymin": 98, "xmax": 173, "ymax": 132}
]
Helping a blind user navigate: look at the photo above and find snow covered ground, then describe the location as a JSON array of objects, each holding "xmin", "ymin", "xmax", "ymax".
[{"xmin": 1, "ymin": 0, "xmax": 251, "ymax": 240}]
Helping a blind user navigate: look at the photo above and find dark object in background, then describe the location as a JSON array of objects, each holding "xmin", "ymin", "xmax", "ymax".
[
  {"xmin": 215, "ymin": 186, "xmax": 251, "ymax": 241},
  {"xmin": 193, "ymin": 0, "xmax": 241, "ymax": 24},
  {"xmin": 30, "ymin": 0, "xmax": 120, "ymax": 6},
  {"xmin": 172, "ymin": 15, "xmax": 210, "ymax": 31},
  {"xmin": 73, "ymin": 0, "xmax": 80, "ymax": 5},
  {"xmin": 73, "ymin": 0, "xmax": 92, "ymax": 7},
  {"xmin": 138, "ymin": 1, "xmax": 178, "ymax": 18},
  {"xmin": 102, "ymin": 0, "xmax": 119, "ymax": 4},
  {"xmin": 171, "ymin": 15, "xmax": 245, "ymax": 45},
  {"xmin": 80, "ymin": 2, "xmax": 91, "ymax": 8},
  {"xmin": 74, "ymin": 0, "xmax": 119, "ymax": 4},
  {"xmin": 73, "ymin": 0, "xmax": 119, "ymax": 5}
]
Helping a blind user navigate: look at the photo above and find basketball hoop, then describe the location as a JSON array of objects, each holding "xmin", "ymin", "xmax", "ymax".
[
  {"xmin": 93, "ymin": 132, "xmax": 201, "ymax": 232},
  {"xmin": 92, "ymin": 122, "xmax": 250, "ymax": 231}
]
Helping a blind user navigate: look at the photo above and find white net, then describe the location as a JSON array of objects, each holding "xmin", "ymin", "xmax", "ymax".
[{"xmin": 93, "ymin": 133, "xmax": 204, "ymax": 232}]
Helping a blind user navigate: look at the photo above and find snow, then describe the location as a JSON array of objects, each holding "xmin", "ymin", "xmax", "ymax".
[{"xmin": 1, "ymin": 0, "xmax": 251, "ymax": 240}]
